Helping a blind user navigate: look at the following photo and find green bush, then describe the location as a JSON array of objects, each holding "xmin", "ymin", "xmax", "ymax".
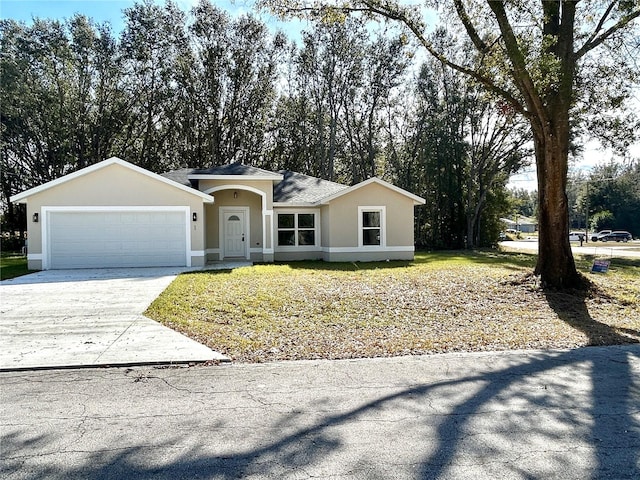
[{"xmin": 0, "ymin": 235, "xmax": 26, "ymax": 253}]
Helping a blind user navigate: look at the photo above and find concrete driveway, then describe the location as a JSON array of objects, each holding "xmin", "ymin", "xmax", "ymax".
[{"xmin": 0, "ymin": 268, "xmax": 227, "ymax": 370}]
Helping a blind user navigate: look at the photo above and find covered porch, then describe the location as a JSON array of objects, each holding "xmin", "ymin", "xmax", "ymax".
[{"xmin": 202, "ymin": 185, "xmax": 274, "ymax": 262}]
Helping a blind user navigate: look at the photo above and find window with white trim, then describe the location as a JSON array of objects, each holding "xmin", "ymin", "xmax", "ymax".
[
  {"xmin": 359, "ymin": 206, "xmax": 386, "ymax": 247},
  {"xmin": 277, "ymin": 212, "xmax": 317, "ymax": 246}
]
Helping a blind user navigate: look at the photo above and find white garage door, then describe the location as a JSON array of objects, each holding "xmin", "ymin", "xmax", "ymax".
[{"xmin": 47, "ymin": 209, "xmax": 188, "ymax": 269}]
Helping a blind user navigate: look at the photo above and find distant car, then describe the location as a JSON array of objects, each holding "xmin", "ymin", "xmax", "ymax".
[
  {"xmin": 499, "ymin": 231, "xmax": 507, "ymax": 241},
  {"xmin": 600, "ymin": 231, "xmax": 632, "ymax": 242},
  {"xmin": 505, "ymin": 229, "xmax": 518, "ymax": 234},
  {"xmin": 569, "ymin": 232, "xmax": 585, "ymax": 242},
  {"xmin": 591, "ymin": 230, "xmax": 612, "ymax": 242}
]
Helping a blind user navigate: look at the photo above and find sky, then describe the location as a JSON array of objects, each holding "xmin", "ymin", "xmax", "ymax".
[
  {"xmin": 1, "ymin": 0, "xmax": 638, "ymax": 191},
  {"xmin": 0, "ymin": 0, "xmax": 303, "ymax": 38}
]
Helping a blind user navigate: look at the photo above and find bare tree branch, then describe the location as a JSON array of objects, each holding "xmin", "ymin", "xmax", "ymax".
[{"xmin": 576, "ymin": 5, "xmax": 640, "ymax": 58}]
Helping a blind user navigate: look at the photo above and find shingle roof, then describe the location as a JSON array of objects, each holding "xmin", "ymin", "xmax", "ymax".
[
  {"xmin": 161, "ymin": 168, "xmax": 196, "ymax": 187},
  {"xmin": 274, "ymin": 171, "xmax": 348, "ymax": 204},
  {"xmin": 162, "ymin": 164, "xmax": 349, "ymax": 204},
  {"xmin": 192, "ymin": 163, "xmax": 281, "ymax": 177},
  {"xmin": 162, "ymin": 163, "xmax": 283, "ymax": 185}
]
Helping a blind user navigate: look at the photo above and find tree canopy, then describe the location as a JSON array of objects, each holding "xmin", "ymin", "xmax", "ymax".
[
  {"xmin": 3, "ymin": 1, "xmax": 639, "ymax": 277},
  {"xmin": 266, "ymin": 0, "xmax": 640, "ymax": 287}
]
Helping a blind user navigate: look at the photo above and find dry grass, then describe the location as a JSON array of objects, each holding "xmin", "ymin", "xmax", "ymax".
[{"xmin": 146, "ymin": 251, "xmax": 640, "ymax": 363}]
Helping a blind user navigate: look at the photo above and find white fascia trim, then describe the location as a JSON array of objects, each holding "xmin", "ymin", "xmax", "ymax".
[
  {"xmin": 202, "ymin": 184, "xmax": 268, "ymax": 209},
  {"xmin": 273, "ymin": 202, "xmax": 316, "ymax": 208},
  {"xmin": 318, "ymin": 177, "xmax": 426, "ymax": 205},
  {"xmin": 250, "ymin": 247, "xmax": 274, "ymax": 254},
  {"xmin": 40, "ymin": 206, "xmax": 192, "ymax": 269},
  {"xmin": 274, "ymin": 207, "xmax": 321, "ymax": 215},
  {"xmin": 10, "ymin": 157, "xmax": 214, "ymax": 204},
  {"xmin": 189, "ymin": 174, "xmax": 283, "ymax": 181},
  {"xmin": 322, "ymin": 246, "xmax": 415, "ymax": 253}
]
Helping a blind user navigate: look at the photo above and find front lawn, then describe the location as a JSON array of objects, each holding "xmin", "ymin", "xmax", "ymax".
[
  {"xmin": 146, "ymin": 251, "xmax": 640, "ymax": 362},
  {"xmin": 0, "ymin": 255, "xmax": 31, "ymax": 280}
]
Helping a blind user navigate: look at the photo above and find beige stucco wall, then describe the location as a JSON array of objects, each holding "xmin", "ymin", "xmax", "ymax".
[
  {"xmin": 324, "ymin": 182, "xmax": 416, "ymax": 248},
  {"xmin": 269, "ymin": 183, "xmax": 417, "ymax": 263},
  {"xmin": 320, "ymin": 205, "xmax": 331, "ymax": 247},
  {"xmin": 23, "ymin": 163, "xmax": 208, "ymax": 268}
]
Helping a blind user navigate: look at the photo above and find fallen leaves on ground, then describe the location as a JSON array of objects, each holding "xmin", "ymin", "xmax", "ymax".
[{"xmin": 146, "ymin": 252, "xmax": 640, "ymax": 362}]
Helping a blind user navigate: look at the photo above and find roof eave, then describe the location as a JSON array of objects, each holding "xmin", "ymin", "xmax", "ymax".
[
  {"xmin": 273, "ymin": 202, "xmax": 318, "ymax": 207},
  {"xmin": 10, "ymin": 157, "xmax": 214, "ymax": 204},
  {"xmin": 318, "ymin": 178, "xmax": 425, "ymax": 205}
]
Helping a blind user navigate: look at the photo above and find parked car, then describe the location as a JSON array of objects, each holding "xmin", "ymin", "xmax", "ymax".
[
  {"xmin": 569, "ymin": 231, "xmax": 585, "ymax": 242},
  {"xmin": 600, "ymin": 231, "xmax": 632, "ymax": 242},
  {"xmin": 591, "ymin": 230, "xmax": 612, "ymax": 242}
]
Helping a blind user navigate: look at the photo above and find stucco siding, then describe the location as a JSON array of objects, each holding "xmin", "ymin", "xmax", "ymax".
[
  {"xmin": 325, "ymin": 183, "xmax": 415, "ymax": 248},
  {"xmin": 275, "ymin": 250, "xmax": 323, "ymax": 262},
  {"xmin": 323, "ymin": 249, "xmax": 414, "ymax": 262},
  {"xmin": 320, "ymin": 205, "xmax": 331, "ymax": 247},
  {"xmin": 23, "ymin": 163, "xmax": 207, "ymax": 266}
]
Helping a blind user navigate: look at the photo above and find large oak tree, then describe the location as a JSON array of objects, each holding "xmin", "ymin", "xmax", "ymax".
[{"xmin": 268, "ymin": 0, "xmax": 640, "ymax": 288}]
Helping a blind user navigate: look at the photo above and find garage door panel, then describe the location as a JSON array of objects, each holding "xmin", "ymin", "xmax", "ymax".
[{"xmin": 48, "ymin": 210, "xmax": 188, "ymax": 269}]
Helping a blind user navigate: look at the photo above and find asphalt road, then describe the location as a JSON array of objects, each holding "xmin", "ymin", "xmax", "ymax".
[{"xmin": 2, "ymin": 345, "xmax": 639, "ymax": 479}]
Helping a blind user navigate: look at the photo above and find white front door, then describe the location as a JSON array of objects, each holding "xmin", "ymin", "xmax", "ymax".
[{"xmin": 223, "ymin": 210, "xmax": 247, "ymax": 258}]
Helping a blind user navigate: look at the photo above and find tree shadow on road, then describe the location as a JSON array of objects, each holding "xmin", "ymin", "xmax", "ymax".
[{"xmin": 3, "ymin": 309, "xmax": 640, "ymax": 479}]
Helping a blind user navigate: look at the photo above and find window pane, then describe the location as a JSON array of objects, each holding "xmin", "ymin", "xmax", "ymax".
[
  {"xmin": 362, "ymin": 211, "xmax": 380, "ymax": 227},
  {"xmin": 363, "ymin": 228, "xmax": 381, "ymax": 245},
  {"xmin": 298, "ymin": 213, "xmax": 315, "ymax": 228},
  {"xmin": 278, "ymin": 230, "xmax": 295, "ymax": 246},
  {"xmin": 278, "ymin": 214, "xmax": 294, "ymax": 229},
  {"xmin": 298, "ymin": 230, "xmax": 315, "ymax": 246}
]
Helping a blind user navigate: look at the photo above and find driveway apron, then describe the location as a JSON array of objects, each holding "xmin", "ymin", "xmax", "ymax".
[{"xmin": 0, "ymin": 268, "xmax": 226, "ymax": 370}]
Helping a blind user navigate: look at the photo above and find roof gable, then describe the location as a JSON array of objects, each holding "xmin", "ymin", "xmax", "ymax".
[
  {"xmin": 10, "ymin": 157, "xmax": 214, "ymax": 204},
  {"xmin": 318, "ymin": 177, "xmax": 426, "ymax": 205}
]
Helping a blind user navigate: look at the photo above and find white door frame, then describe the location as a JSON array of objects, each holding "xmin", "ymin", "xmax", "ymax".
[{"xmin": 219, "ymin": 206, "xmax": 250, "ymax": 259}]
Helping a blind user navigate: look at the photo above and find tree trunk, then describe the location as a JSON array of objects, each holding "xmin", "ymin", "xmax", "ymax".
[{"xmin": 533, "ymin": 128, "xmax": 580, "ymax": 288}]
